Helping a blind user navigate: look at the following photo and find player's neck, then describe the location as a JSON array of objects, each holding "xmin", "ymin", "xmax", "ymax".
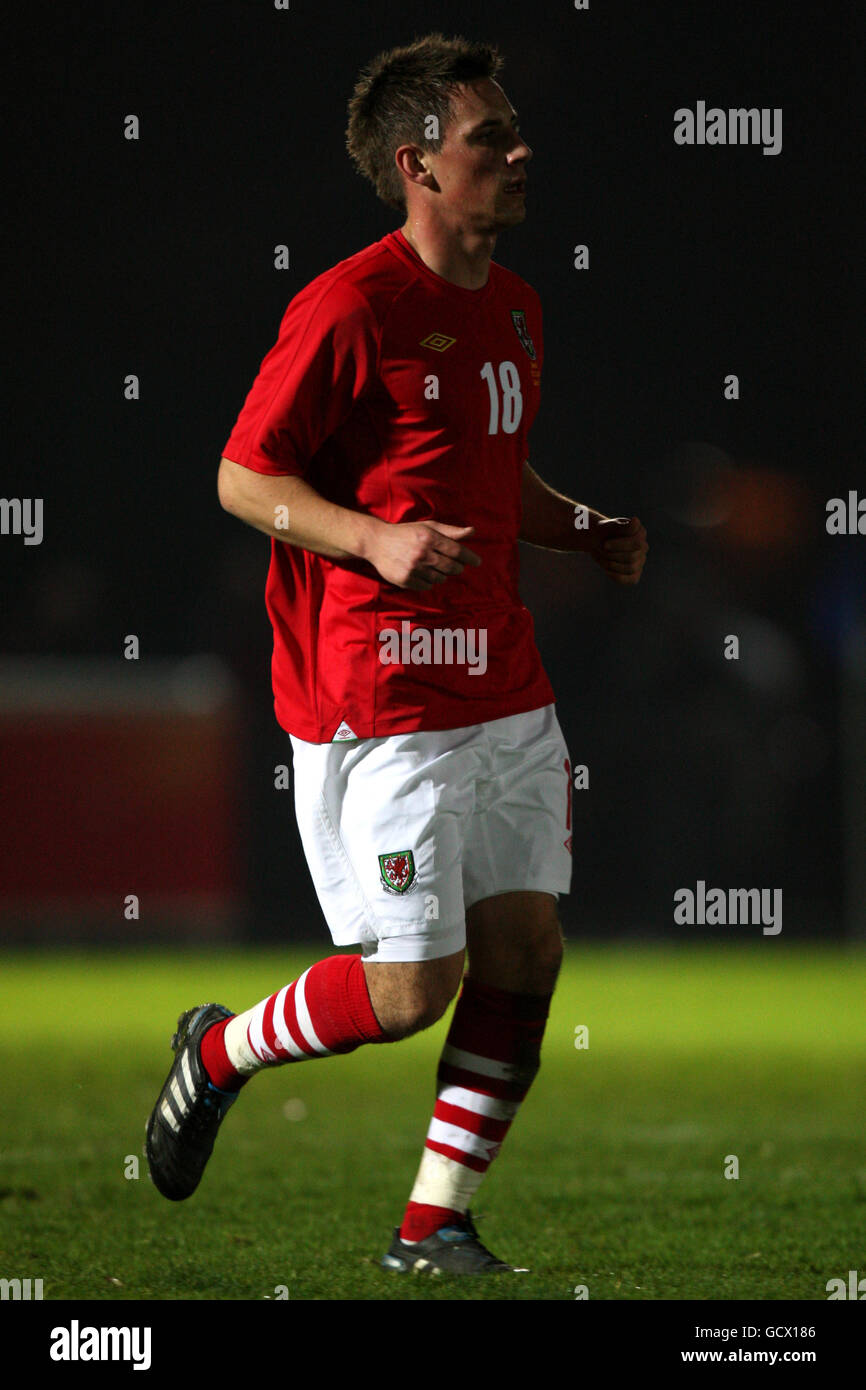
[{"xmin": 399, "ymin": 219, "xmax": 495, "ymax": 290}]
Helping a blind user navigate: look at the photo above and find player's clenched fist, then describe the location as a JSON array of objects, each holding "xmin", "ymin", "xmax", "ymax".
[
  {"xmin": 590, "ymin": 515, "xmax": 649, "ymax": 585},
  {"xmin": 364, "ymin": 519, "xmax": 482, "ymax": 592}
]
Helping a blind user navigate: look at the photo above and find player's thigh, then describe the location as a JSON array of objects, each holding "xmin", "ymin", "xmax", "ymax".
[
  {"xmin": 291, "ymin": 729, "xmax": 474, "ymax": 949},
  {"xmin": 462, "ymin": 704, "xmax": 572, "ymax": 909},
  {"xmin": 461, "ymin": 705, "xmax": 570, "ymax": 993},
  {"xmin": 466, "ymin": 890, "xmax": 563, "ymax": 994}
]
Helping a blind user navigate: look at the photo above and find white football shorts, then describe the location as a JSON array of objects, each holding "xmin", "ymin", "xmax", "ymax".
[{"xmin": 288, "ymin": 703, "xmax": 573, "ymax": 963}]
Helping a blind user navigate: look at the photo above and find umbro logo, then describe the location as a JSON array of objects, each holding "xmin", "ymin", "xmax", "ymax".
[{"xmin": 419, "ymin": 332, "xmax": 456, "ymax": 352}]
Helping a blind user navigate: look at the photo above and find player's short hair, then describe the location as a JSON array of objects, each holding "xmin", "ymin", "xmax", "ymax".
[{"xmin": 346, "ymin": 33, "xmax": 504, "ymax": 212}]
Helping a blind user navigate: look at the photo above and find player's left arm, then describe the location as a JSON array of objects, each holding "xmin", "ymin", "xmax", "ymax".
[{"xmin": 518, "ymin": 459, "xmax": 648, "ymax": 585}]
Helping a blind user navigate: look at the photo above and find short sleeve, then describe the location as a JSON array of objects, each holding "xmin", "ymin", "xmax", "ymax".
[{"xmin": 221, "ymin": 278, "xmax": 380, "ymax": 477}]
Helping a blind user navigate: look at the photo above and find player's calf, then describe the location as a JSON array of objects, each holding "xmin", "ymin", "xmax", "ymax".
[{"xmin": 146, "ymin": 955, "xmax": 392, "ymax": 1200}]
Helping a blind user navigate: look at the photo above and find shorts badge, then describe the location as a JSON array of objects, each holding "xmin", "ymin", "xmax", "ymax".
[{"xmin": 379, "ymin": 850, "xmax": 417, "ymax": 895}]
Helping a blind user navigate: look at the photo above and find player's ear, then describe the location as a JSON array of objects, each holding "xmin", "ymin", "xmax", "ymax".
[{"xmin": 395, "ymin": 143, "xmax": 434, "ymax": 188}]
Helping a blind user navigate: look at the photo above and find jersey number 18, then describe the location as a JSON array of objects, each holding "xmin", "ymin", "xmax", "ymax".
[{"xmin": 480, "ymin": 360, "xmax": 523, "ymax": 435}]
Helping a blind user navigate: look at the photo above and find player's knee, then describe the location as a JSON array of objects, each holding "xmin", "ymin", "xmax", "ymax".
[
  {"xmin": 389, "ymin": 996, "xmax": 444, "ymax": 1039},
  {"xmin": 541, "ymin": 922, "xmax": 564, "ymax": 976},
  {"xmin": 365, "ymin": 952, "xmax": 463, "ymax": 1040},
  {"xmin": 401, "ymin": 963, "xmax": 463, "ymax": 1036},
  {"xmin": 522, "ymin": 919, "xmax": 564, "ymax": 993},
  {"xmin": 378, "ymin": 989, "xmax": 448, "ymax": 1039}
]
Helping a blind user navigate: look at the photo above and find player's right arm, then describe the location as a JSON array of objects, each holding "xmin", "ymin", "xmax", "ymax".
[
  {"xmin": 219, "ymin": 279, "xmax": 479, "ymax": 590},
  {"xmin": 218, "ymin": 457, "xmax": 480, "ymax": 593}
]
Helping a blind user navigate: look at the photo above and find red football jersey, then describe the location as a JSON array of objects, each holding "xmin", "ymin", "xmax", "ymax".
[{"xmin": 222, "ymin": 228, "xmax": 556, "ymax": 741}]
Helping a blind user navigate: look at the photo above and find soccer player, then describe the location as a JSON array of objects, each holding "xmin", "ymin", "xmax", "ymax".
[{"xmin": 146, "ymin": 33, "xmax": 648, "ymax": 1276}]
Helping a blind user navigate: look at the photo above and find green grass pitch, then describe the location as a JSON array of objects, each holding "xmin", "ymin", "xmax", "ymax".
[{"xmin": 1, "ymin": 943, "xmax": 864, "ymax": 1301}]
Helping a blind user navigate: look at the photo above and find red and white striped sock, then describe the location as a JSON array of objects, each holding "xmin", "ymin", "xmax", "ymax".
[
  {"xmin": 400, "ymin": 976, "xmax": 552, "ymax": 1242},
  {"xmin": 200, "ymin": 954, "xmax": 386, "ymax": 1089}
]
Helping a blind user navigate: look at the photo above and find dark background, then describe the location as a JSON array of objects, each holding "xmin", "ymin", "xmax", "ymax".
[{"xmin": 2, "ymin": 1, "xmax": 863, "ymax": 941}]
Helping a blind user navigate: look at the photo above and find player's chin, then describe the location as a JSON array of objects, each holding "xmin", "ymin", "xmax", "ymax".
[{"xmin": 494, "ymin": 199, "xmax": 528, "ymax": 226}]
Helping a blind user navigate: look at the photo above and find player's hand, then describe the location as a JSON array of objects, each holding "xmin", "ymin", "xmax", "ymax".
[
  {"xmin": 363, "ymin": 519, "xmax": 482, "ymax": 592},
  {"xmin": 590, "ymin": 515, "xmax": 648, "ymax": 585}
]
